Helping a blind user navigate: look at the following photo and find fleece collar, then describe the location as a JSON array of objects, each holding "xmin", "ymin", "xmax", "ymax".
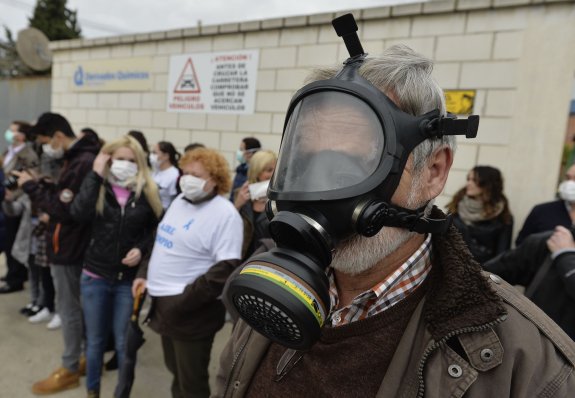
[{"xmin": 424, "ymin": 207, "xmax": 507, "ymax": 340}]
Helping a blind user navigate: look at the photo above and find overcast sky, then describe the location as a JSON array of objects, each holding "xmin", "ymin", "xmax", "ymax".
[{"xmin": 0, "ymin": 0, "xmax": 421, "ymax": 40}]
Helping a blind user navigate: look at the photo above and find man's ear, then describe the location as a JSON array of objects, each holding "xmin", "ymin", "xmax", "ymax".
[{"xmin": 424, "ymin": 146, "xmax": 453, "ymax": 200}]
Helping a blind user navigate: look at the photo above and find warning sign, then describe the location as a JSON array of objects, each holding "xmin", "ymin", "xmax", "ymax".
[
  {"xmin": 444, "ymin": 90, "xmax": 476, "ymax": 115},
  {"xmin": 166, "ymin": 50, "xmax": 259, "ymax": 114},
  {"xmin": 174, "ymin": 59, "xmax": 201, "ymax": 94}
]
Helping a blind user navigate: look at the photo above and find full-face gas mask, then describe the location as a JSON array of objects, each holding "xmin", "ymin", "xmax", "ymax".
[{"xmin": 227, "ymin": 14, "xmax": 479, "ymax": 350}]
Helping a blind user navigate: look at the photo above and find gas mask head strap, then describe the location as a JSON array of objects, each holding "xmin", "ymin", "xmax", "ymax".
[{"xmin": 375, "ymin": 203, "xmax": 452, "ymax": 234}]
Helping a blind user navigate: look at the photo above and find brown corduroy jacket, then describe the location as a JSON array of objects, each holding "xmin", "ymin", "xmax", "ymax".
[{"xmin": 212, "ymin": 220, "xmax": 575, "ymax": 398}]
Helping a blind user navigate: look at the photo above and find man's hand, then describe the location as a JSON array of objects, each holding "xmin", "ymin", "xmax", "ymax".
[
  {"xmin": 93, "ymin": 152, "xmax": 111, "ymax": 177},
  {"xmin": 12, "ymin": 170, "xmax": 35, "ymax": 187},
  {"xmin": 546, "ymin": 226, "xmax": 575, "ymax": 253},
  {"xmin": 122, "ymin": 248, "xmax": 142, "ymax": 267},
  {"xmin": 132, "ymin": 278, "xmax": 147, "ymax": 298}
]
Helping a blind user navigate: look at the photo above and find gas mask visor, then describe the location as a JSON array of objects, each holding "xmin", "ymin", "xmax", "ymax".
[
  {"xmin": 270, "ymin": 91, "xmax": 385, "ymax": 199},
  {"xmin": 229, "ymin": 92, "xmax": 394, "ymax": 350}
]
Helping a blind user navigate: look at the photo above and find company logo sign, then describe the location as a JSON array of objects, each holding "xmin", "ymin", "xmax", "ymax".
[{"xmin": 71, "ymin": 57, "xmax": 153, "ymax": 92}]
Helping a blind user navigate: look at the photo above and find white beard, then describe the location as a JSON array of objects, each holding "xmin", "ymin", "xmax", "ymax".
[
  {"xmin": 330, "ymin": 226, "xmax": 417, "ymax": 276},
  {"xmin": 330, "ymin": 176, "xmax": 433, "ymax": 276}
]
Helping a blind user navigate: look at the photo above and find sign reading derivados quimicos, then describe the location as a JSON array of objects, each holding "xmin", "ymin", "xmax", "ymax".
[
  {"xmin": 166, "ymin": 49, "xmax": 259, "ymax": 114},
  {"xmin": 72, "ymin": 57, "xmax": 152, "ymax": 92}
]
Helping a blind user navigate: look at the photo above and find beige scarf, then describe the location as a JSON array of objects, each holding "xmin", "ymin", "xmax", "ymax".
[{"xmin": 457, "ymin": 196, "xmax": 504, "ymax": 225}]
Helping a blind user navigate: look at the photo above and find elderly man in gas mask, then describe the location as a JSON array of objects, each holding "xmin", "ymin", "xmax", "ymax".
[{"xmin": 214, "ymin": 15, "xmax": 575, "ymax": 398}]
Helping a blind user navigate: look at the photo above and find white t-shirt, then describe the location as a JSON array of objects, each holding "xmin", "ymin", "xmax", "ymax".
[
  {"xmin": 153, "ymin": 166, "xmax": 180, "ymax": 210},
  {"xmin": 146, "ymin": 194, "xmax": 243, "ymax": 297}
]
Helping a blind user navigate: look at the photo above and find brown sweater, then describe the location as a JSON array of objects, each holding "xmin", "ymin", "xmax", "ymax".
[{"xmin": 247, "ymin": 282, "xmax": 427, "ymax": 398}]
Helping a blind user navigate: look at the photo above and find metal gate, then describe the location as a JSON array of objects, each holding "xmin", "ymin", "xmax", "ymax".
[{"xmin": 0, "ymin": 76, "xmax": 51, "ymax": 154}]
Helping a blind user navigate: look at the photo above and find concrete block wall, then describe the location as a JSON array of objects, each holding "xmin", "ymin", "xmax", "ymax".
[{"xmin": 49, "ymin": 0, "xmax": 575, "ymax": 234}]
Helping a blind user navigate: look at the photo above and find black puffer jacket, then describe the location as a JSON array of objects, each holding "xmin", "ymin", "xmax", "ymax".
[
  {"xmin": 71, "ymin": 171, "xmax": 159, "ymax": 281},
  {"xmin": 452, "ymin": 214, "xmax": 513, "ymax": 264}
]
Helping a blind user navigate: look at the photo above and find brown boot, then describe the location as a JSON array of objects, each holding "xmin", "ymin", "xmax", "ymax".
[
  {"xmin": 87, "ymin": 390, "xmax": 100, "ymax": 398},
  {"xmin": 32, "ymin": 367, "xmax": 80, "ymax": 395},
  {"xmin": 79, "ymin": 355, "xmax": 87, "ymax": 376}
]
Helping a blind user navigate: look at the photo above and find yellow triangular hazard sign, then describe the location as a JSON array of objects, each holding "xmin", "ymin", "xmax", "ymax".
[{"xmin": 174, "ymin": 58, "xmax": 201, "ymax": 94}]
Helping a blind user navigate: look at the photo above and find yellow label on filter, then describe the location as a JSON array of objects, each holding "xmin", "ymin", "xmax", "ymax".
[{"xmin": 241, "ymin": 265, "xmax": 325, "ymax": 326}]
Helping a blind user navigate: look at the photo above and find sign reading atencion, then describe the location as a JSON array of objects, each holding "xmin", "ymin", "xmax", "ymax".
[
  {"xmin": 72, "ymin": 57, "xmax": 153, "ymax": 92},
  {"xmin": 166, "ymin": 49, "xmax": 259, "ymax": 114}
]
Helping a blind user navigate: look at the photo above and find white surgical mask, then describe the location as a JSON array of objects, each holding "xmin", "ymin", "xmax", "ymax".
[
  {"xmin": 110, "ymin": 160, "xmax": 138, "ymax": 186},
  {"xmin": 149, "ymin": 153, "xmax": 160, "ymax": 169},
  {"xmin": 42, "ymin": 143, "xmax": 64, "ymax": 159},
  {"xmin": 559, "ymin": 180, "xmax": 575, "ymax": 203},
  {"xmin": 248, "ymin": 180, "xmax": 270, "ymax": 201},
  {"xmin": 180, "ymin": 175, "xmax": 210, "ymax": 202}
]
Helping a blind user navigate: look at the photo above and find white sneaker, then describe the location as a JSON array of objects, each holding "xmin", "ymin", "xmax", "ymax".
[
  {"xmin": 29, "ymin": 308, "xmax": 53, "ymax": 324},
  {"xmin": 47, "ymin": 314, "xmax": 62, "ymax": 330}
]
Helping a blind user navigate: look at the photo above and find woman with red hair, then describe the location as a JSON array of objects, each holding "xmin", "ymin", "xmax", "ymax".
[{"xmin": 133, "ymin": 147, "xmax": 243, "ymax": 398}]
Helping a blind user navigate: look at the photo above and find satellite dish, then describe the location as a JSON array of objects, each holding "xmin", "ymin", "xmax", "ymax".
[{"xmin": 16, "ymin": 27, "xmax": 53, "ymax": 71}]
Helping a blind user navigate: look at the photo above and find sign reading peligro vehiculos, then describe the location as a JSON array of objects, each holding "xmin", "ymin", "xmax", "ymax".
[{"xmin": 166, "ymin": 49, "xmax": 259, "ymax": 114}]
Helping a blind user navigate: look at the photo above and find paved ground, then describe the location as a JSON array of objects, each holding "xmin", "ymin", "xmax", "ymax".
[{"xmin": 0, "ymin": 257, "xmax": 233, "ymax": 397}]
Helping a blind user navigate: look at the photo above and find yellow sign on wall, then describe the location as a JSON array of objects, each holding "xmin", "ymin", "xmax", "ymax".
[
  {"xmin": 72, "ymin": 57, "xmax": 153, "ymax": 92},
  {"xmin": 444, "ymin": 90, "xmax": 476, "ymax": 115}
]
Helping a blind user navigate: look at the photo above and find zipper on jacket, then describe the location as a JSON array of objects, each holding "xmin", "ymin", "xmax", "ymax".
[
  {"xmin": 415, "ymin": 315, "xmax": 507, "ymax": 398},
  {"xmin": 111, "ymin": 185, "xmax": 134, "ymax": 266},
  {"xmin": 116, "ymin": 205, "xmax": 125, "ymax": 263},
  {"xmin": 223, "ymin": 328, "xmax": 253, "ymax": 397}
]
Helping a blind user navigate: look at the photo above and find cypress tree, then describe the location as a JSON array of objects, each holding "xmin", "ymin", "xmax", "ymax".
[{"xmin": 29, "ymin": 0, "xmax": 82, "ymax": 41}]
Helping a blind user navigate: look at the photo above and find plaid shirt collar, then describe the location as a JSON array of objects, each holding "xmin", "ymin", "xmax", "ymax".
[{"xmin": 327, "ymin": 234, "xmax": 432, "ymax": 327}]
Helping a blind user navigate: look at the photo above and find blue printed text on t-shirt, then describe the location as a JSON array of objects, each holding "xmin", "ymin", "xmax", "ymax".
[{"xmin": 160, "ymin": 223, "xmax": 176, "ymax": 235}]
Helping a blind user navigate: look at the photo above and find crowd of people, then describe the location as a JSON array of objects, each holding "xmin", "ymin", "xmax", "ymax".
[
  {"xmin": 2, "ymin": 38, "xmax": 575, "ymax": 398},
  {"xmin": 0, "ymin": 114, "xmax": 275, "ymax": 397}
]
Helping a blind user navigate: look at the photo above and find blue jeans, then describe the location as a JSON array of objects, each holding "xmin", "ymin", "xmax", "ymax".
[{"xmin": 81, "ymin": 273, "xmax": 133, "ymax": 392}]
